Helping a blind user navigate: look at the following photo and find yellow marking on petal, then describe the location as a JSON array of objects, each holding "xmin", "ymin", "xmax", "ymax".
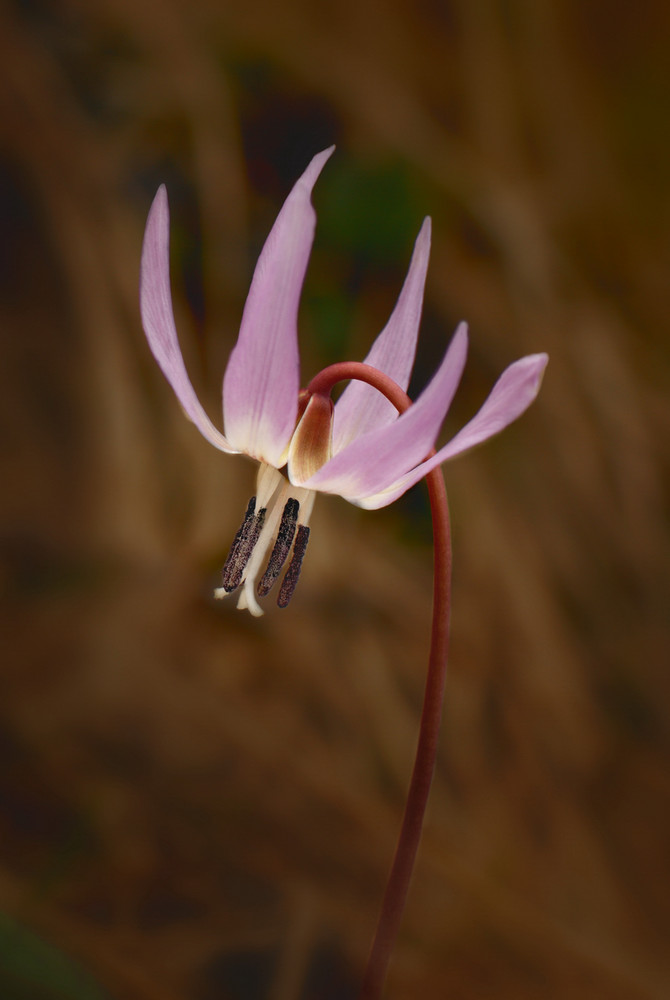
[{"xmin": 288, "ymin": 393, "xmax": 334, "ymax": 483}]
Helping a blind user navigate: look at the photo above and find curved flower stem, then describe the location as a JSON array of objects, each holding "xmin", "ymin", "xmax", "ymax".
[{"xmin": 307, "ymin": 363, "xmax": 452, "ymax": 999}]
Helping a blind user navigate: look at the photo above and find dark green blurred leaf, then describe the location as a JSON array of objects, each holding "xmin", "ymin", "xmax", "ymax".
[
  {"xmin": 0, "ymin": 914, "xmax": 109, "ymax": 1000},
  {"xmin": 318, "ymin": 160, "xmax": 421, "ymax": 266},
  {"xmin": 303, "ymin": 291, "xmax": 355, "ymax": 367}
]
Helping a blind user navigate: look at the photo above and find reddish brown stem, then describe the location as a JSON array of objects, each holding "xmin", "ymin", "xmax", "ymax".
[{"xmin": 306, "ymin": 363, "xmax": 452, "ymax": 999}]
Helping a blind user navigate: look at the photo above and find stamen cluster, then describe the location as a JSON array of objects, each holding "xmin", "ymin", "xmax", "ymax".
[
  {"xmin": 214, "ymin": 464, "xmax": 315, "ymax": 616},
  {"xmin": 217, "ymin": 491, "xmax": 308, "ymax": 610}
]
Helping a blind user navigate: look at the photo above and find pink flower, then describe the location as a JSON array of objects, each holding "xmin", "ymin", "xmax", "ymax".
[{"xmin": 140, "ymin": 148, "xmax": 547, "ymax": 614}]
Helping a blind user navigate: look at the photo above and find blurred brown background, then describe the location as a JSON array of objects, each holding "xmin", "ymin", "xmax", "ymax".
[{"xmin": 1, "ymin": 0, "xmax": 669, "ymax": 997}]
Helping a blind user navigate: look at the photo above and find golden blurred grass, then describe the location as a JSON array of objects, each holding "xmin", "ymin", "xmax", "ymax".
[{"xmin": 1, "ymin": 0, "xmax": 669, "ymax": 997}]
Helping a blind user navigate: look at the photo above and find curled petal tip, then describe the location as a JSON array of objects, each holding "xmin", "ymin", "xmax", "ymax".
[
  {"xmin": 412, "ymin": 216, "xmax": 432, "ymax": 259},
  {"xmin": 510, "ymin": 351, "xmax": 549, "ymax": 400},
  {"xmin": 139, "ymin": 183, "xmax": 235, "ymax": 453},
  {"xmin": 454, "ymin": 320, "xmax": 469, "ymax": 344},
  {"xmin": 299, "ymin": 146, "xmax": 336, "ymax": 190},
  {"xmin": 222, "ymin": 146, "xmax": 334, "ymax": 465},
  {"xmin": 532, "ymin": 352, "xmax": 550, "ymax": 380},
  {"xmin": 332, "ymin": 213, "xmax": 437, "ymax": 451},
  {"xmin": 145, "ymin": 184, "xmax": 169, "ymax": 232},
  {"xmin": 418, "ymin": 216, "xmax": 432, "ymax": 241}
]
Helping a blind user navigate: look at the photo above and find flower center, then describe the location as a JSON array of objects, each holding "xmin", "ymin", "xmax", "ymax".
[{"xmin": 214, "ymin": 464, "xmax": 315, "ymax": 616}]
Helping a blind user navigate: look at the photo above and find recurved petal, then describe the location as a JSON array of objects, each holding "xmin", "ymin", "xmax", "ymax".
[
  {"xmin": 140, "ymin": 186, "xmax": 236, "ymax": 452},
  {"xmin": 332, "ymin": 217, "xmax": 431, "ymax": 452},
  {"xmin": 355, "ymin": 352, "xmax": 549, "ymax": 509},
  {"xmin": 223, "ymin": 147, "xmax": 335, "ymax": 468},
  {"xmin": 296, "ymin": 323, "xmax": 469, "ymax": 498}
]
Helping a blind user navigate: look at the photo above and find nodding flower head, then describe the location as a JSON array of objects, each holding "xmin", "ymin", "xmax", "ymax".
[{"xmin": 140, "ymin": 147, "xmax": 547, "ymax": 615}]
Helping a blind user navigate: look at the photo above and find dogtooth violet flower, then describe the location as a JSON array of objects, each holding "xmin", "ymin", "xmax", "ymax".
[{"xmin": 140, "ymin": 147, "xmax": 548, "ymax": 616}]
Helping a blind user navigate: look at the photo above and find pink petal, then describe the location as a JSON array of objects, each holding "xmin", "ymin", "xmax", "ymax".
[
  {"xmin": 140, "ymin": 187, "xmax": 236, "ymax": 452},
  {"xmin": 295, "ymin": 323, "xmax": 469, "ymax": 497},
  {"xmin": 332, "ymin": 217, "xmax": 431, "ymax": 451},
  {"xmin": 223, "ymin": 147, "xmax": 335, "ymax": 467},
  {"xmin": 356, "ymin": 352, "xmax": 549, "ymax": 509}
]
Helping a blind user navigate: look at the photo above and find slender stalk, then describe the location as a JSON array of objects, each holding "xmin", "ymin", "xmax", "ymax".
[
  {"xmin": 307, "ymin": 364, "xmax": 452, "ymax": 999},
  {"xmin": 360, "ymin": 465, "xmax": 450, "ymax": 999}
]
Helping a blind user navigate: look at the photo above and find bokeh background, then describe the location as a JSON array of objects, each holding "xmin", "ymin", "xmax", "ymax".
[{"xmin": 1, "ymin": 0, "xmax": 669, "ymax": 997}]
